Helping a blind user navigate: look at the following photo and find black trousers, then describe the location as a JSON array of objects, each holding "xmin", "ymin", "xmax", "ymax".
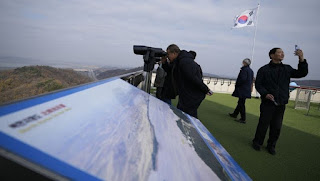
[
  {"xmin": 253, "ymin": 101, "xmax": 286, "ymax": 149},
  {"xmin": 177, "ymin": 97, "xmax": 203, "ymax": 119},
  {"xmin": 232, "ymin": 98, "xmax": 247, "ymax": 120},
  {"xmin": 177, "ymin": 103, "xmax": 199, "ymax": 118}
]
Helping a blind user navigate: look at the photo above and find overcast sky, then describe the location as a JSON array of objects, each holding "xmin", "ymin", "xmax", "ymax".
[{"xmin": 0, "ymin": 0, "xmax": 319, "ymax": 79}]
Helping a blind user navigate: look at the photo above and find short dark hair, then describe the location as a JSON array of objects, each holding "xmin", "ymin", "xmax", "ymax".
[
  {"xmin": 189, "ymin": 50, "xmax": 197, "ymax": 59},
  {"xmin": 269, "ymin": 48, "xmax": 281, "ymax": 59},
  {"xmin": 167, "ymin": 44, "xmax": 180, "ymax": 53}
]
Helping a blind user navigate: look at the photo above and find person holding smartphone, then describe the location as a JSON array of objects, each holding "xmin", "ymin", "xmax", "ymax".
[{"xmin": 252, "ymin": 47, "xmax": 308, "ymax": 155}]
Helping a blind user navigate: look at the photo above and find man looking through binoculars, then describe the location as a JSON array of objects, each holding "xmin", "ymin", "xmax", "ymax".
[{"xmin": 165, "ymin": 44, "xmax": 213, "ymax": 119}]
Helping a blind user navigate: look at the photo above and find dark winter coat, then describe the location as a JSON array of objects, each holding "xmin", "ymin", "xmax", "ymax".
[
  {"xmin": 175, "ymin": 50, "xmax": 209, "ymax": 108},
  {"xmin": 232, "ymin": 65, "xmax": 254, "ymax": 98},
  {"xmin": 161, "ymin": 61, "xmax": 178, "ymax": 99},
  {"xmin": 154, "ymin": 65, "xmax": 167, "ymax": 88},
  {"xmin": 255, "ymin": 60, "xmax": 308, "ymax": 105}
]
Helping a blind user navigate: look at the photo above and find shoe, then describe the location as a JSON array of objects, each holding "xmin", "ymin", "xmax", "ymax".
[
  {"xmin": 252, "ymin": 142, "xmax": 261, "ymax": 151},
  {"xmin": 235, "ymin": 119, "xmax": 246, "ymax": 124},
  {"xmin": 267, "ymin": 146, "xmax": 276, "ymax": 155},
  {"xmin": 229, "ymin": 113, "xmax": 237, "ymax": 118}
]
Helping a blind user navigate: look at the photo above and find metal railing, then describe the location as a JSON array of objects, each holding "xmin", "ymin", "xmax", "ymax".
[
  {"xmin": 118, "ymin": 70, "xmax": 144, "ymax": 88},
  {"xmin": 149, "ymin": 73, "xmax": 320, "ymax": 103}
]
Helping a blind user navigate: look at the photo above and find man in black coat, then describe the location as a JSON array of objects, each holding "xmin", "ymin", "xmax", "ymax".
[
  {"xmin": 166, "ymin": 44, "xmax": 212, "ymax": 118},
  {"xmin": 252, "ymin": 47, "xmax": 308, "ymax": 155},
  {"xmin": 229, "ymin": 58, "xmax": 254, "ymax": 123}
]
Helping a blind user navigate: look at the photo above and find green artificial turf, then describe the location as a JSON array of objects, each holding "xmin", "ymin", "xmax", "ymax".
[{"xmin": 172, "ymin": 93, "xmax": 320, "ymax": 181}]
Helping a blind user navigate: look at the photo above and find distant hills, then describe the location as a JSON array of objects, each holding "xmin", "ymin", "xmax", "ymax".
[
  {"xmin": 0, "ymin": 66, "xmax": 92, "ymax": 104},
  {"xmin": 0, "ymin": 56, "xmax": 101, "ymax": 70},
  {"xmin": 0, "ymin": 56, "xmax": 318, "ymax": 105},
  {"xmin": 0, "ymin": 65, "xmax": 145, "ymax": 104},
  {"xmin": 96, "ymin": 66, "xmax": 143, "ymax": 80},
  {"xmin": 203, "ymin": 73, "xmax": 221, "ymax": 78}
]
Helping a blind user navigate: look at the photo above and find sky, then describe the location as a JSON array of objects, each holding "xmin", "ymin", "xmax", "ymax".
[{"xmin": 0, "ymin": 0, "xmax": 319, "ymax": 80}]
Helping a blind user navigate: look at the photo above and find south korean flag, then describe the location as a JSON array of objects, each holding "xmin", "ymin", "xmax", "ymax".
[{"xmin": 233, "ymin": 7, "xmax": 258, "ymax": 28}]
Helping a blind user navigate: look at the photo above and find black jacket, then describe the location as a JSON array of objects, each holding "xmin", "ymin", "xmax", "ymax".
[
  {"xmin": 161, "ymin": 61, "xmax": 178, "ymax": 99},
  {"xmin": 175, "ymin": 50, "xmax": 209, "ymax": 108},
  {"xmin": 232, "ymin": 65, "xmax": 254, "ymax": 98},
  {"xmin": 256, "ymin": 60, "xmax": 308, "ymax": 105}
]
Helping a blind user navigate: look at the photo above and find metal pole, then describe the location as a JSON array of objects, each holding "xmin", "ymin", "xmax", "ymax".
[
  {"xmin": 306, "ymin": 90, "xmax": 312, "ymax": 116},
  {"xmin": 251, "ymin": 3, "xmax": 260, "ymax": 66}
]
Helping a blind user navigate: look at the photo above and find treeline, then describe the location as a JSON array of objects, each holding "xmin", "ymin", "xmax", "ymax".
[{"xmin": 0, "ymin": 66, "xmax": 92, "ymax": 104}]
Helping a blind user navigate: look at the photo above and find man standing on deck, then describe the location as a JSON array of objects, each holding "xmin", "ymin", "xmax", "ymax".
[{"xmin": 252, "ymin": 47, "xmax": 308, "ymax": 155}]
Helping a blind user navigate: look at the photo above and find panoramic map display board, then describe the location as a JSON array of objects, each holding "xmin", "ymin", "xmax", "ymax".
[{"xmin": 0, "ymin": 78, "xmax": 251, "ymax": 181}]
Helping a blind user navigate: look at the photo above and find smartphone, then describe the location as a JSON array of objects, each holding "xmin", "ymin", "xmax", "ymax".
[{"xmin": 294, "ymin": 45, "xmax": 300, "ymax": 56}]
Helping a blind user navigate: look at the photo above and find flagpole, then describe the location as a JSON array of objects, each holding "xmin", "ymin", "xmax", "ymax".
[{"xmin": 251, "ymin": 3, "xmax": 260, "ymax": 66}]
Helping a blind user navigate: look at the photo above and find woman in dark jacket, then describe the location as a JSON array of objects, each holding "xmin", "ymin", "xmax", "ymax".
[{"xmin": 229, "ymin": 58, "xmax": 254, "ymax": 123}]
